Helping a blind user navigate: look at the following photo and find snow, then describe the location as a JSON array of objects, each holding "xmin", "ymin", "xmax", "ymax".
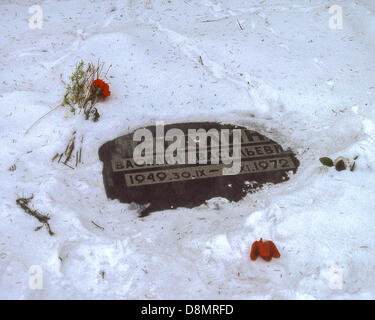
[{"xmin": 1, "ymin": 0, "xmax": 375, "ymax": 299}]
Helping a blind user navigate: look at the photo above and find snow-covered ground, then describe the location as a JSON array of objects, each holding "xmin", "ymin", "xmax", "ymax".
[{"xmin": 1, "ymin": 0, "xmax": 375, "ymax": 299}]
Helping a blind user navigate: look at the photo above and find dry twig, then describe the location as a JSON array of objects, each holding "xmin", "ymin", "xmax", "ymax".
[{"xmin": 16, "ymin": 195, "xmax": 55, "ymax": 236}]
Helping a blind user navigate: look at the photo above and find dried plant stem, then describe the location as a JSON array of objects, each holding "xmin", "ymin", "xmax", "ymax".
[
  {"xmin": 25, "ymin": 104, "xmax": 61, "ymax": 135},
  {"xmin": 52, "ymin": 131, "xmax": 83, "ymax": 169},
  {"xmin": 64, "ymin": 135, "xmax": 75, "ymax": 164},
  {"xmin": 91, "ymin": 220, "xmax": 105, "ymax": 230},
  {"xmin": 16, "ymin": 195, "xmax": 55, "ymax": 236}
]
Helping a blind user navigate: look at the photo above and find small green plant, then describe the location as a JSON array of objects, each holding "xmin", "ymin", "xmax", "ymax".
[
  {"xmin": 62, "ymin": 60, "xmax": 111, "ymax": 122},
  {"xmin": 319, "ymin": 155, "xmax": 359, "ymax": 172},
  {"xmin": 25, "ymin": 60, "xmax": 111, "ymax": 134},
  {"xmin": 25, "ymin": 60, "xmax": 112, "ymax": 170},
  {"xmin": 319, "ymin": 157, "xmax": 334, "ymax": 167},
  {"xmin": 62, "ymin": 60, "xmax": 87, "ymax": 113}
]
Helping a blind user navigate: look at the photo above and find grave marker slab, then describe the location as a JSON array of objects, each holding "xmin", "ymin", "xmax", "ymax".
[{"xmin": 98, "ymin": 122, "xmax": 299, "ymax": 216}]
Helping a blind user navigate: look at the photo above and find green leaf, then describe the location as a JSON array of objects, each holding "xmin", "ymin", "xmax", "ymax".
[{"xmin": 319, "ymin": 157, "xmax": 334, "ymax": 167}]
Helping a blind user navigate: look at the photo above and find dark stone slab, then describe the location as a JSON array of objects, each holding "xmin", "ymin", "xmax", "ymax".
[{"xmin": 98, "ymin": 122, "xmax": 299, "ymax": 216}]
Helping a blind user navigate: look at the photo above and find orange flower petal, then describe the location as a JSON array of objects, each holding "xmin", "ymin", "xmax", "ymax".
[
  {"xmin": 93, "ymin": 79, "xmax": 110, "ymax": 98},
  {"xmin": 250, "ymin": 238, "xmax": 280, "ymax": 262},
  {"xmin": 250, "ymin": 241, "xmax": 259, "ymax": 260},
  {"xmin": 269, "ymin": 241, "xmax": 281, "ymax": 258}
]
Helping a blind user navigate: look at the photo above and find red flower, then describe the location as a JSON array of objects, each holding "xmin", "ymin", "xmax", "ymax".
[
  {"xmin": 93, "ymin": 79, "xmax": 111, "ymax": 98},
  {"xmin": 250, "ymin": 238, "xmax": 280, "ymax": 261}
]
